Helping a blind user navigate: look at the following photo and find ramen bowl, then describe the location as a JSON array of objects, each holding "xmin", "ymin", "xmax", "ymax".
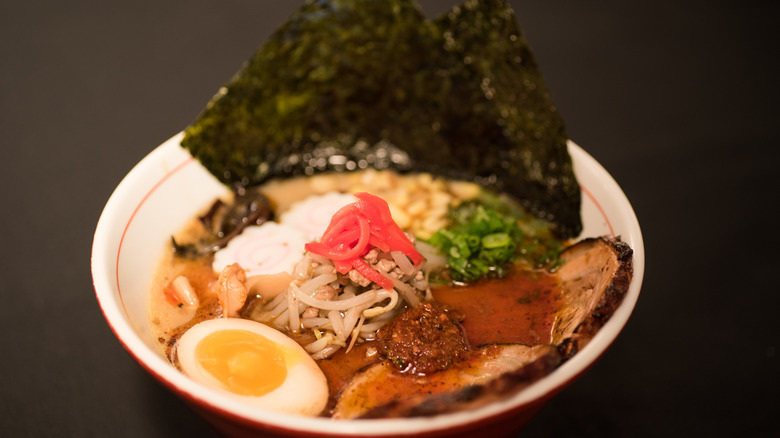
[{"xmin": 91, "ymin": 133, "xmax": 644, "ymax": 437}]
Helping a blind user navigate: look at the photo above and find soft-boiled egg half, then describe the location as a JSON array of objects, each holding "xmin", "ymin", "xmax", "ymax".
[{"xmin": 176, "ymin": 318, "xmax": 328, "ymax": 416}]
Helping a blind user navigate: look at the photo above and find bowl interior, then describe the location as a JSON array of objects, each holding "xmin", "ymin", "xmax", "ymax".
[{"xmin": 92, "ymin": 133, "xmax": 644, "ymax": 435}]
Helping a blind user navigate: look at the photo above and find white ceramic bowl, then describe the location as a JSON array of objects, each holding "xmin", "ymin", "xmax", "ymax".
[{"xmin": 92, "ymin": 133, "xmax": 644, "ymax": 437}]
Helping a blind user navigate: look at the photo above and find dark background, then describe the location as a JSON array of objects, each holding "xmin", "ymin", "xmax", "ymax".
[{"xmin": 2, "ymin": 0, "xmax": 778, "ymax": 436}]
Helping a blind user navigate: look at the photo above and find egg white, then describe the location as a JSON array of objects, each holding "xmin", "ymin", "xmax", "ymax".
[{"xmin": 176, "ymin": 318, "xmax": 328, "ymax": 417}]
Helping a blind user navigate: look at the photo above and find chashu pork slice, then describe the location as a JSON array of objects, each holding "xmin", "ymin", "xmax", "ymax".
[
  {"xmin": 333, "ymin": 344, "xmax": 560, "ymax": 419},
  {"xmin": 332, "ymin": 236, "xmax": 633, "ymax": 419},
  {"xmin": 551, "ymin": 236, "xmax": 634, "ymax": 358}
]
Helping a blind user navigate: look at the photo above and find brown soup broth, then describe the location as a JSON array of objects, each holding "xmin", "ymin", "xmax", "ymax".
[
  {"xmin": 315, "ymin": 268, "xmax": 561, "ymax": 413},
  {"xmin": 148, "ymin": 171, "xmax": 566, "ymax": 414},
  {"xmin": 432, "ymin": 268, "xmax": 561, "ymax": 348}
]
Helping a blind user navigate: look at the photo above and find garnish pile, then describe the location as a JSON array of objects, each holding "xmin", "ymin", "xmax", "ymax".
[{"xmin": 305, "ymin": 192, "xmax": 423, "ymax": 290}]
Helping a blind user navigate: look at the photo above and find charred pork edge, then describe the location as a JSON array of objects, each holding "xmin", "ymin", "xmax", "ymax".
[{"xmin": 557, "ymin": 237, "xmax": 633, "ymax": 360}]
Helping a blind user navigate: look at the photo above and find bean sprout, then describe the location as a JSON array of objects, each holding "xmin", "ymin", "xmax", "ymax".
[{"xmin": 249, "ymin": 246, "xmax": 429, "ymax": 359}]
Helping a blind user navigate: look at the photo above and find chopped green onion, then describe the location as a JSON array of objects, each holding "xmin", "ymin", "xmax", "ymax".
[
  {"xmin": 482, "ymin": 233, "xmax": 511, "ymax": 249},
  {"xmin": 426, "ymin": 203, "xmax": 522, "ymax": 283}
]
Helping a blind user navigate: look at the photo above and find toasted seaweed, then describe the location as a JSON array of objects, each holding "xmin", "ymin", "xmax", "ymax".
[
  {"xmin": 431, "ymin": 0, "xmax": 581, "ymax": 238},
  {"xmin": 182, "ymin": 0, "xmax": 435, "ymax": 183},
  {"xmin": 181, "ymin": 0, "xmax": 582, "ymax": 238}
]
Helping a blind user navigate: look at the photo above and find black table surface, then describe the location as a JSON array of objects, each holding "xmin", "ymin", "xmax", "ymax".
[{"xmin": 3, "ymin": 1, "xmax": 778, "ymax": 436}]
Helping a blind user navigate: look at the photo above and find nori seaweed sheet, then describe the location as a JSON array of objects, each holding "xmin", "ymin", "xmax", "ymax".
[
  {"xmin": 431, "ymin": 0, "xmax": 581, "ymax": 237},
  {"xmin": 181, "ymin": 0, "xmax": 582, "ymax": 238}
]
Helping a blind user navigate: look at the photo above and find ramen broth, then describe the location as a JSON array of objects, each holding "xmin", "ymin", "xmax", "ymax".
[
  {"xmin": 148, "ymin": 170, "xmax": 566, "ymax": 414},
  {"xmin": 432, "ymin": 270, "xmax": 560, "ymax": 348},
  {"xmin": 312, "ymin": 270, "xmax": 561, "ymax": 411}
]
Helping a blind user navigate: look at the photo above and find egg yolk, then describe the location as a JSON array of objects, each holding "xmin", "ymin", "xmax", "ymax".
[{"xmin": 195, "ymin": 329, "xmax": 287, "ymax": 396}]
